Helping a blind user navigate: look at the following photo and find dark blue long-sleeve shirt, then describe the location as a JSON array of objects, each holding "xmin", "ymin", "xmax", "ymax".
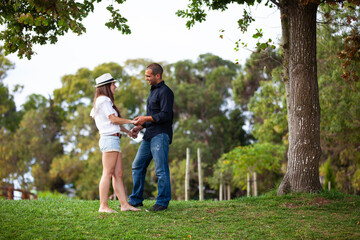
[{"xmin": 143, "ymin": 81, "xmax": 174, "ymax": 144}]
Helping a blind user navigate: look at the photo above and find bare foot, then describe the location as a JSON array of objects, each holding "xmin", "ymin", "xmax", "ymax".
[
  {"xmin": 99, "ymin": 207, "xmax": 118, "ymax": 213},
  {"xmin": 121, "ymin": 205, "xmax": 141, "ymax": 212}
]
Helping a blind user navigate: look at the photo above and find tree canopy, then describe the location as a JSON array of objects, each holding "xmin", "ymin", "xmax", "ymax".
[{"xmin": 0, "ymin": 0, "xmax": 130, "ymax": 59}]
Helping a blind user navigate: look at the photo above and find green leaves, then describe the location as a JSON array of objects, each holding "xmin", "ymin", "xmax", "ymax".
[
  {"xmin": 248, "ymin": 69, "xmax": 288, "ymax": 144},
  {"xmin": 237, "ymin": 9, "xmax": 255, "ymax": 33},
  {"xmin": 176, "ymin": 3, "xmax": 207, "ymax": 29},
  {"xmin": 34, "ymin": 16, "xmax": 48, "ymax": 26},
  {"xmin": 0, "ymin": 1, "xmax": 132, "ymax": 59},
  {"xmin": 252, "ymin": 29, "xmax": 262, "ymax": 39},
  {"xmin": 217, "ymin": 143, "xmax": 285, "ymax": 188},
  {"xmin": 105, "ymin": 5, "xmax": 131, "ymax": 34},
  {"xmin": 177, "ymin": 1, "xmax": 257, "ymax": 32},
  {"xmin": 316, "ymin": 5, "xmax": 360, "ymax": 194},
  {"xmin": 18, "ymin": 13, "xmax": 34, "ymax": 25},
  {"xmin": 251, "ymin": 29, "xmax": 276, "ymax": 50}
]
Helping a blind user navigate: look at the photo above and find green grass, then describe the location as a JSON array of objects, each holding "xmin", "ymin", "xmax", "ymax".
[{"xmin": 1, "ymin": 191, "xmax": 359, "ymax": 239}]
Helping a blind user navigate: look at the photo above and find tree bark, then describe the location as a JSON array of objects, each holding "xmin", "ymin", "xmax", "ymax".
[{"xmin": 277, "ymin": 0, "xmax": 322, "ymax": 194}]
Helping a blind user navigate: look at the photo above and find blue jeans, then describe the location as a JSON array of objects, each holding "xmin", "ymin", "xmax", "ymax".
[{"xmin": 129, "ymin": 133, "xmax": 171, "ymax": 207}]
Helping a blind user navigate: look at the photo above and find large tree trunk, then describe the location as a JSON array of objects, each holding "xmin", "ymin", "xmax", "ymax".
[{"xmin": 277, "ymin": 0, "xmax": 322, "ymax": 194}]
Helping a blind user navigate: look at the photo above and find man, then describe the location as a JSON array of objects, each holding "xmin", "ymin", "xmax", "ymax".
[{"xmin": 129, "ymin": 63, "xmax": 174, "ymax": 211}]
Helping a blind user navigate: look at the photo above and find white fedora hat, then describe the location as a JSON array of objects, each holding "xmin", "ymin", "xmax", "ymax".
[{"xmin": 95, "ymin": 73, "xmax": 116, "ymax": 87}]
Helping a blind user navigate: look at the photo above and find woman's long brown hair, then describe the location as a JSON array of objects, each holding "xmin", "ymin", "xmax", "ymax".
[{"xmin": 93, "ymin": 83, "xmax": 121, "ymax": 117}]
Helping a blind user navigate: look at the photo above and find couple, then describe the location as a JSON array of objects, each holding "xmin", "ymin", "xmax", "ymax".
[{"xmin": 90, "ymin": 63, "xmax": 174, "ymax": 213}]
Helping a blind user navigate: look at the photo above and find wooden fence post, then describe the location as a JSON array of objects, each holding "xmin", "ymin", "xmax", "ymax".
[
  {"xmin": 7, "ymin": 186, "xmax": 14, "ymax": 200},
  {"xmin": 227, "ymin": 184, "xmax": 231, "ymax": 200},
  {"xmin": 197, "ymin": 148, "xmax": 204, "ymax": 201},
  {"xmin": 328, "ymin": 181, "xmax": 331, "ymax": 191},
  {"xmin": 219, "ymin": 172, "xmax": 223, "ymax": 201},
  {"xmin": 185, "ymin": 148, "xmax": 190, "ymax": 201},
  {"xmin": 253, "ymin": 172, "xmax": 258, "ymax": 197},
  {"xmin": 247, "ymin": 173, "xmax": 251, "ymax": 197}
]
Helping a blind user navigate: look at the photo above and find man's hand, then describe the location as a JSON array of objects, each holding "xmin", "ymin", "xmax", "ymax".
[{"xmin": 133, "ymin": 116, "xmax": 154, "ymax": 126}]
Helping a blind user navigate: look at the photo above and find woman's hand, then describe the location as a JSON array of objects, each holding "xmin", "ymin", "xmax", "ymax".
[
  {"xmin": 130, "ymin": 126, "xmax": 143, "ymax": 138},
  {"xmin": 127, "ymin": 131, "xmax": 135, "ymax": 138},
  {"xmin": 109, "ymin": 114, "xmax": 135, "ymax": 125}
]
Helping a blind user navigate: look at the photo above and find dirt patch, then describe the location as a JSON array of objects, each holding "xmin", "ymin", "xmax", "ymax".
[
  {"xmin": 283, "ymin": 197, "xmax": 332, "ymax": 208},
  {"xmin": 283, "ymin": 202, "xmax": 299, "ymax": 208},
  {"xmin": 307, "ymin": 197, "xmax": 331, "ymax": 206}
]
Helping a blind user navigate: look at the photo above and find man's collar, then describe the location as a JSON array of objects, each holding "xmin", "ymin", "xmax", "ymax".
[{"xmin": 151, "ymin": 80, "xmax": 165, "ymax": 90}]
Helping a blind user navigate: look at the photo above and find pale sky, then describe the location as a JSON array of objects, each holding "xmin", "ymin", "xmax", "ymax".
[{"xmin": 3, "ymin": 0, "xmax": 281, "ymax": 108}]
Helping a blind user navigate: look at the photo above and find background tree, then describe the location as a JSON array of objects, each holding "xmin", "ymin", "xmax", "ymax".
[
  {"xmin": 216, "ymin": 143, "xmax": 285, "ymax": 194},
  {"xmin": 246, "ymin": 64, "xmax": 288, "ymax": 190},
  {"xmin": 28, "ymin": 96, "xmax": 64, "ymax": 191},
  {"xmin": 168, "ymin": 53, "xmax": 251, "ymax": 199},
  {"xmin": 212, "ymin": 48, "xmax": 287, "ymax": 195},
  {"xmin": 0, "ymin": 48, "xmax": 23, "ymax": 187},
  {"xmin": 233, "ymin": 47, "xmax": 287, "ymax": 146},
  {"xmin": 232, "ymin": 47, "xmax": 281, "ymax": 108},
  {"xmin": 176, "ymin": 0, "xmax": 360, "ymax": 195},
  {"xmin": 1, "ymin": 94, "xmax": 64, "ymax": 190},
  {"xmin": 248, "ymin": 65, "xmax": 288, "ymax": 145},
  {"xmin": 317, "ymin": 4, "xmax": 360, "ymax": 194},
  {"xmin": 0, "ymin": 47, "xmax": 21, "ymax": 132}
]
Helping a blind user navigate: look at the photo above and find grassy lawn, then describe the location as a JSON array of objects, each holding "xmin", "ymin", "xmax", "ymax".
[{"xmin": 1, "ymin": 191, "xmax": 359, "ymax": 239}]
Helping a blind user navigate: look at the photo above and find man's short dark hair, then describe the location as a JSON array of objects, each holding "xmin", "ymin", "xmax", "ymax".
[{"xmin": 147, "ymin": 63, "xmax": 163, "ymax": 78}]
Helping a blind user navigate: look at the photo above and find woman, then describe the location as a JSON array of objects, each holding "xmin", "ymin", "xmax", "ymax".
[{"xmin": 90, "ymin": 73, "xmax": 140, "ymax": 213}]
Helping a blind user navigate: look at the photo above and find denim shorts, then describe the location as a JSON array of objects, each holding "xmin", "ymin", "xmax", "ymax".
[{"xmin": 99, "ymin": 135, "xmax": 121, "ymax": 153}]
